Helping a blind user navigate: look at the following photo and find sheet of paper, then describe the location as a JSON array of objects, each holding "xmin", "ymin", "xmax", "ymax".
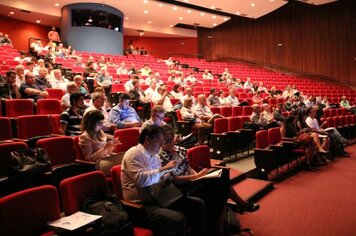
[
  {"xmin": 48, "ymin": 211, "xmax": 102, "ymax": 231},
  {"xmin": 194, "ymin": 169, "xmax": 222, "ymax": 181}
]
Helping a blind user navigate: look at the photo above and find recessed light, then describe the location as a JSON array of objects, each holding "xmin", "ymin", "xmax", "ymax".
[
  {"xmin": 170, "ymin": 24, "xmax": 174, "ymax": 27},
  {"xmin": 251, "ymin": 3, "xmax": 255, "ymax": 7},
  {"xmin": 9, "ymin": 11, "xmax": 14, "ymax": 15},
  {"xmin": 125, "ymin": 17, "xmax": 129, "ymax": 20},
  {"xmin": 148, "ymin": 21, "xmax": 152, "ymax": 24},
  {"xmin": 54, "ymin": 3, "xmax": 59, "ymax": 7},
  {"xmin": 184, "ymin": 0, "xmax": 189, "ymax": 2},
  {"xmin": 211, "ymin": 6, "xmax": 215, "ymax": 9},
  {"xmin": 213, "ymin": 23, "xmax": 217, "ymax": 26},
  {"xmin": 178, "ymin": 17, "xmax": 183, "ymax": 20},
  {"xmin": 143, "ymin": 0, "xmax": 148, "ymax": 3},
  {"xmin": 223, "ymin": 17, "xmax": 228, "ymax": 21},
  {"xmin": 158, "ymin": 4, "xmax": 163, "ymax": 7},
  {"xmin": 200, "ymin": 13, "xmax": 205, "ymax": 16},
  {"xmin": 187, "ymin": 10, "xmax": 191, "ymax": 13},
  {"xmin": 212, "ymin": 15, "xmax": 216, "ymax": 19},
  {"xmin": 236, "ymin": 12, "xmax": 240, "ymax": 15},
  {"xmin": 36, "ymin": 20, "xmax": 41, "ymax": 23},
  {"xmin": 173, "ymin": 7, "xmax": 178, "ymax": 10},
  {"xmin": 270, "ymin": 0, "xmax": 274, "ymax": 1},
  {"xmin": 144, "ymin": 10, "xmax": 148, "ymax": 14}
]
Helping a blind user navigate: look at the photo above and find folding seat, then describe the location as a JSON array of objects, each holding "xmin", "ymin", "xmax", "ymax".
[
  {"xmin": 232, "ymin": 106, "xmax": 242, "ymax": 116},
  {"xmin": 5, "ymin": 99, "xmax": 33, "ymax": 117},
  {"xmin": 333, "ymin": 116, "xmax": 347, "ymax": 139},
  {"xmin": 242, "ymin": 106, "xmax": 253, "ymax": 116},
  {"xmin": 45, "ymin": 88, "xmax": 65, "ymax": 100},
  {"xmin": 111, "ymin": 83, "xmax": 126, "ymax": 93},
  {"xmin": 0, "ymin": 117, "xmax": 12, "ymax": 141},
  {"xmin": 210, "ymin": 106, "xmax": 221, "ymax": 115},
  {"xmin": 60, "ymin": 171, "xmax": 153, "ymax": 236},
  {"xmin": 113, "ymin": 128, "xmax": 140, "ymax": 154},
  {"xmin": 330, "ymin": 108, "xmax": 337, "ymax": 117},
  {"xmin": 0, "ymin": 185, "xmax": 61, "ymax": 236},
  {"xmin": 50, "ymin": 114, "xmax": 61, "ymax": 135},
  {"xmin": 36, "ymin": 99, "xmax": 61, "ymax": 115},
  {"xmin": 170, "ymin": 98, "xmax": 180, "ymax": 106},
  {"xmin": 268, "ymin": 98, "xmax": 277, "ymax": 106},
  {"xmin": 220, "ymin": 106, "xmax": 232, "ymax": 117},
  {"xmin": 337, "ymin": 108, "xmax": 347, "ymax": 116},
  {"xmin": 323, "ymin": 109, "xmax": 331, "ymax": 118}
]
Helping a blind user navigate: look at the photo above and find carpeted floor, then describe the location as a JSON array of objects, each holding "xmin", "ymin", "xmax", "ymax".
[{"xmin": 240, "ymin": 144, "xmax": 356, "ymax": 236}]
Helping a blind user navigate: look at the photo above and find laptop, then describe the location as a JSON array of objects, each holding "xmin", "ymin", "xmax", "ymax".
[{"xmin": 145, "ymin": 180, "xmax": 183, "ymax": 208}]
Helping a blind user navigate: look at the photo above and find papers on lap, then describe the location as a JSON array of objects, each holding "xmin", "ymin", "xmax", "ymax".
[
  {"xmin": 48, "ymin": 211, "xmax": 102, "ymax": 231},
  {"xmin": 194, "ymin": 169, "xmax": 222, "ymax": 181}
]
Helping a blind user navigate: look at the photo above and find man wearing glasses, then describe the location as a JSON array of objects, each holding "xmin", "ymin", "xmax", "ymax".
[
  {"xmin": 140, "ymin": 105, "xmax": 167, "ymax": 132},
  {"xmin": 109, "ymin": 93, "xmax": 142, "ymax": 128}
]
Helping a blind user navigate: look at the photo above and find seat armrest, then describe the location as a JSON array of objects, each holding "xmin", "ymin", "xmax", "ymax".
[{"xmin": 121, "ymin": 200, "xmax": 144, "ymax": 209}]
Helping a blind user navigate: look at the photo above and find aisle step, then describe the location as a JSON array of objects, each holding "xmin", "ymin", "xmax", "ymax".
[{"xmin": 231, "ymin": 178, "xmax": 274, "ymax": 202}]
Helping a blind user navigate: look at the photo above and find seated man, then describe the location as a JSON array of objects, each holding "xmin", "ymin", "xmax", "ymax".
[
  {"xmin": 207, "ymin": 88, "xmax": 222, "ymax": 107},
  {"xmin": 60, "ymin": 92, "xmax": 85, "ymax": 136},
  {"xmin": 0, "ymin": 70, "xmax": 21, "ymax": 100},
  {"xmin": 84, "ymin": 92, "xmax": 116, "ymax": 133},
  {"xmin": 193, "ymin": 94, "xmax": 224, "ymax": 126},
  {"xmin": 340, "ymin": 96, "xmax": 356, "ymax": 114},
  {"xmin": 129, "ymin": 79, "xmax": 151, "ymax": 120},
  {"xmin": 121, "ymin": 125, "xmax": 206, "ymax": 235},
  {"xmin": 152, "ymin": 85, "xmax": 178, "ymax": 129},
  {"xmin": 35, "ymin": 68, "xmax": 51, "ymax": 90},
  {"xmin": 140, "ymin": 105, "xmax": 167, "ymax": 131},
  {"xmin": 20, "ymin": 72, "xmax": 48, "ymax": 101},
  {"xmin": 108, "ymin": 93, "xmax": 142, "ymax": 128},
  {"xmin": 61, "ymin": 82, "xmax": 79, "ymax": 110}
]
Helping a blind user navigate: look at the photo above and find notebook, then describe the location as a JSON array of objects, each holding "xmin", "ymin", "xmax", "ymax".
[{"xmin": 145, "ymin": 180, "xmax": 183, "ymax": 208}]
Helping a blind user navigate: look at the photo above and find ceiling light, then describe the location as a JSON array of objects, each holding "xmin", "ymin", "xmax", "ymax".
[
  {"xmin": 212, "ymin": 15, "xmax": 216, "ymax": 19},
  {"xmin": 143, "ymin": 0, "xmax": 148, "ymax": 3},
  {"xmin": 144, "ymin": 10, "xmax": 148, "ymax": 14},
  {"xmin": 125, "ymin": 17, "xmax": 129, "ymax": 20},
  {"xmin": 223, "ymin": 17, "xmax": 228, "ymax": 21},
  {"xmin": 213, "ymin": 23, "xmax": 217, "ymax": 26},
  {"xmin": 139, "ymin": 32, "xmax": 144, "ymax": 36},
  {"xmin": 200, "ymin": 13, "xmax": 205, "ymax": 16},
  {"xmin": 9, "ymin": 12, "xmax": 14, "ymax": 15},
  {"xmin": 173, "ymin": 7, "xmax": 178, "ymax": 10},
  {"xmin": 88, "ymin": 16, "xmax": 93, "ymax": 22},
  {"xmin": 148, "ymin": 21, "xmax": 152, "ymax": 24},
  {"xmin": 184, "ymin": 0, "xmax": 189, "ymax": 2},
  {"xmin": 36, "ymin": 20, "xmax": 41, "ymax": 23},
  {"xmin": 187, "ymin": 10, "xmax": 191, "ymax": 13},
  {"xmin": 236, "ymin": 12, "xmax": 241, "ymax": 15},
  {"xmin": 170, "ymin": 24, "xmax": 174, "ymax": 27},
  {"xmin": 54, "ymin": 3, "xmax": 59, "ymax": 7},
  {"xmin": 211, "ymin": 6, "xmax": 215, "ymax": 9},
  {"xmin": 270, "ymin": 0, "xmax": 274, "ymax": 1},
  {"xmin": 179, "ymin": 17, "xmax": 183, "ymax": 20},
  {"xmin": 251, "ymin": 3, "xmax": 255, "ymax": 7},
  {"xmin": 158, "ymin": 4, "xmax": 163, "ymax": 7}
]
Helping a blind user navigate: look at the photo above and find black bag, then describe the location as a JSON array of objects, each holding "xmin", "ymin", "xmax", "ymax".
[
  {"xmin": 10, "ymin": 148, "xmax": 51, "ymax": 176},
  {"xmin": 81, "ymin": 190, "xmax": 134, "ymax": 236},
  {"xmin": 224, "ymin": 208, "xmax": 253, "ymax": 235},
  {"xmin": 175, "ymin": 133, "xmax": 197, "ymax": 149},
  {"xmin": 145, "ymin": 180, "xmax": 183, "ymax": 208}
]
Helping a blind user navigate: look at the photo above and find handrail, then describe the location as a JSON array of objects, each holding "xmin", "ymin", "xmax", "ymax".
[{"xmin": 169, "ymin": 53, "xmax": 203, "ymax": 59}]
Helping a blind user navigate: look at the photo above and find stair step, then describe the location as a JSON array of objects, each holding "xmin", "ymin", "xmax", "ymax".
[
  {"xmin": 231, "ymin": 178, "xmax": 274, "ymax": 202},
  {"xmin": 230, "ymin": 168, "xmax": 246, "ymax": 184}
]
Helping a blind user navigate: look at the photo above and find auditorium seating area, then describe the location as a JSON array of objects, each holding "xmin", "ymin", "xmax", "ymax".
[{"xmin": 1, "ymin": 38, "xmax": 356, "ymax": 235}]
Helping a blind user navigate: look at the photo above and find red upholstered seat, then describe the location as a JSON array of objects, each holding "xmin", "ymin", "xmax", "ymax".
[
  {"xmin": 113, "ymin": 127, "xmax": 140, "ymax": 153},
  {"xmin": 0, "ymin": 185, "xmax": 61, "ymax": 236},
  {"xmin": 5, "ymin": 99, "xmax": 33, "ymax": 117},
  {"xmin": 36, "ymin": 99, "xmax": 61, "ymax": 115}
]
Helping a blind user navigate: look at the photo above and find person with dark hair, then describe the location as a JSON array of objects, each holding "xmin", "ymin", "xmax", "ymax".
[
  {"xmin": 59, "ymin": 92, "xmax": 85, "ymax": 136},
  {"xmin": 207, "ymin": 88, "xmax": 221, "ymax": 107},
  {"xmin": 19, "ymin": 72, "xmax": 48, "ymax": 101},
  {"xmin": 79, "ymin": 109, "xmax": 121, "ymax": 176},
  {"xmin": 121, "ymin": 125, "xmax": 206, "ymax": 236},
  {"xmin": 48, "ymin": 26, "xmax": 60, "ymax": 43},
  {"xmin": 0, "ymin": 70, "xmax": 21, "ymax": 100},
  {"xmin": 129, "ymin": 79, "xmax": 151, "ymax": 120},
  {"xmin": 108, "ymin": 93, "xmax": 142, "ymax": 128}
]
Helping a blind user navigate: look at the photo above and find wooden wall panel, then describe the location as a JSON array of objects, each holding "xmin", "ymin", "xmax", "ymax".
[{"xmin": 198, "ymin": 0, "xmax": 355, "ymax": 86}]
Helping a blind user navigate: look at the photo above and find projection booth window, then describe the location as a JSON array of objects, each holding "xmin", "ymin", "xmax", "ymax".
[{"xmin": 72, "ymin": 9, "xmax": 122, "ymax": 32}]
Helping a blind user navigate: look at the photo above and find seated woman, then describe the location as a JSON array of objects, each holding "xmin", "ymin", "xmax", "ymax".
[
  {"xmin": 181, "ymin": 98, "xmax": 212, "ymax": 145},
  {"xmin": 170, "ymin": 83, "xmax": 184, "ymax": 99},
  {"xmin": 79, "ymin": 110, "xmax": 121, "ymax": 176},
  {"xmin": 280, "ymin": 115, "xmax": 328, "ymax": 171},
  {"xmin": 218, "ymin": 90, "xmax": 230, "ymax": 106},
  {"xmin": 159, "ymin": 126, "xmax": 260, "ymax": 216}
]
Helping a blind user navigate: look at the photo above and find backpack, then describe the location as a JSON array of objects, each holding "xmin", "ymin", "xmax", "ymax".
[{"xmin": 81, "ymin": 190, "xmax": 134, "ymax": 236}]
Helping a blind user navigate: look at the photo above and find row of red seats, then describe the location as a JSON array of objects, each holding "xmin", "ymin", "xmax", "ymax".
[{"xmin": 0, "ymin": 99, "xmax": 62, "ymax": 117}]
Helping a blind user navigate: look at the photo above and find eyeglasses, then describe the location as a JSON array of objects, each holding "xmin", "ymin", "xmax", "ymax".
[{"xmin": 154, "ymin": 113, "xmax": 164, "ymax": 120}]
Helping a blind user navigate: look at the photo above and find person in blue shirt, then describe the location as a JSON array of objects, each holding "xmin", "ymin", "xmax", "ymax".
[{"xmin": 108, "ymin": 93, "xmax": 142, "ymax": 128}]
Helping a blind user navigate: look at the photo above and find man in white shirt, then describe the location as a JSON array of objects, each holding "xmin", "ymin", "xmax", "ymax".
[
  {"xmin": 193, "ymin": 94, "xmax": 223, "ymax": 125},
  {"xmin": 152, "ymin": 85, "xmax": 177, "ymax": 129},
  {"xmin": 180, "ymin": 87, "xmax": 196, "ymax": 105},
  {"xmin": 227, "ymin": 88, "xmax": 240, "ymax": 107},
  {"xmin": 121, "ymin": 125, "xmax": 206, "ymax": 235}
]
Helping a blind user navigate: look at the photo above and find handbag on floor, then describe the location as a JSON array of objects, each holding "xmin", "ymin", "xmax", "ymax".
[{"xmin": 10, "ymin": 148, "xmax": 51, "ymax": 176}]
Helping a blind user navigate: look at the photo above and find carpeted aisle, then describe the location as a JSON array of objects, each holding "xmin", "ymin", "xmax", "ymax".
[{"xmin": 240, "ymin": 144, "xmax": 356, "ymax": 236}]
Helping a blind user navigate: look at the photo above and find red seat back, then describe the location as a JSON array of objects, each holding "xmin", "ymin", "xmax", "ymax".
[
  {"xmin": 242, "ymin": 106, "xmax": 253, "ymax": 116},
  {"xmin": 111, "ymin": 165, "xmax": 124, "ymax": 200},
  {"xmin": 36, "ymin": 99, "xmax": 61, "ymax": 115},
  {"xmin": 220, "ymin": 106, "xmax": 232, "ymax": 117},
  {"xmin": 0, "ymin": 185, "xmax": 60, "ymax": 236},
  {"xmin": 60, "ymin": 171, "xmax": 108, "ymax": 215},
  {"xmin": 45, "ymin": 88, "xmax": 65, "ymax": 100},
  {"xmin": 113, "ymin": 128, "xmax": 140, "ymax": 153},
  {"xmin": 5, "ymin": 99, "xmax": 33, "ymax": 117},
  {"xmin": 256, "ymin": 130, "xmax": 269, "ymax": 149},
  {"xmin": 214, "ymin": 118, "xmax": 229, "ymax": 133},
  {"xmin": 268, "ymin": 127, "xmax": 282, "ymax": 145},
  {"xmin": 186, "ymin": 145, "xmax": 211, "ymax": 172},
  {"xmin": 228, "ymin": 116, "xmax": 242, "ymax": 131},
  {"xmin": 37, "ymin": 136, "xmax": 76, "ymax": 166},
  {"xmin": 232, "ymin": 106, "xmax": 242, "ymax": 116},
  {"xmin": 0, "ymin": 117, "xmax": 12, "ymax": 140},
  {"xmin": 16, "ymin": 115, "xmax": 52, "ymax": 139},
  {"xmin": 0, "ymin": 142, "xmax": 28, "ymax": 177}
]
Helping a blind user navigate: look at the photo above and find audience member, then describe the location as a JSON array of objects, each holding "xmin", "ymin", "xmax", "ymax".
[
  {"xmin": 144, "ymin": 80, "xmax": 158, "ymax": 102},
  {"xmin": 61, "ymin": 82, "xmax": 79, "ymax": 110},
  {"xmin": 79, "ymin": 109, "xmax": 121, "ymax": 176},
  {"xmin": 129, "ymin": 79, "xmax": 151, "ymax": 120},
  {"xmin": 180, "ymin": 87, "xmax": 196, "ymax": 105},
  {"xmin": 19, "ymin": 72, "xmax": 48, "ymax": 101},
  {"xmin": 0, "ymin": 70, "xmax": 21, "ymax": 100},
  {"xmin": 202, "ymin": 69, "xmax": 214, "ymax": 80},
  {"xmin": 340, "ymin": 96, "xmax": 356, "ymax": 114},
  {"xmin": 152, "ymin": 85, "xmax": 178, "ymax": 129},
  {"xmin": 108, "ymin": 93, "xmax": 142, "ymax": 128},
  {"xmin": 60, "ymin": 92, "xmax": 85, "ymax": 136},
  {"xmin": 140, "ymin": 105, "xmax": 167, "ymax": 131},
  {"xmin": 170, "ymin": 83, "xmax": 184, "ymax": 99},
  {"xmin": 15, "ymin": 65, "xmax": 25, "ymax": 87},
  {"xmin": 218, "ymin": 90, "xmax": 230, "ymax": 106},
  {"xmin": 227, "ymin": 88, "xmax": 240, "ymax": 106},
  {"xmin": 193, "ymin": 94, "xmax": 224, "ymax": 126},
  {"xmin": 121, "ymin": 125, "xmax": 206, "ymax": 235},
  {"xmin": 49, "ymin": 69, "xmax": 68, "ymax": 91},
  {"xmin": 140, "ymin": 64, "xmax": 151, "ymax": 76},
  {"xmin": 73, "ymin": 75, "xmax": 89, "ymax": 96},
  {"xmin": 207, "ymin": 88, "xmax": 222, "ymax": 107},
  {"xmin": 48, "ymin": 26, "xmax": 60, "ymax": 43}
]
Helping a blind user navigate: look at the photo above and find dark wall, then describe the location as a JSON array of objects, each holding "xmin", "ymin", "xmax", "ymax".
[
  {"xmin": 61, "ymin": 3, "xmax": 123, "ymax": 55},
  {"xmin": 198, "ymin": 0, "xmax": 355, "ymax": 86}
]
